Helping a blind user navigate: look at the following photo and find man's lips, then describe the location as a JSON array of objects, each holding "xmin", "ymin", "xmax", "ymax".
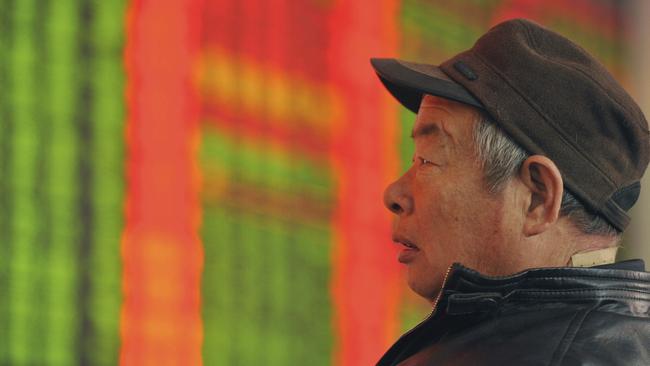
[
  {"xmin": 392, "ymin": 236, "xmax": 419, "ymax": 250},
  {"xmin": 393, "ymin": 235, "xmax": 419, "ymax": 263}
]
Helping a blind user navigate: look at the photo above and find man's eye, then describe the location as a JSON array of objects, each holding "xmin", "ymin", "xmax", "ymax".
[{"xmin": 413, "ymin": 156, "xmax": 434, "ymax": 166}]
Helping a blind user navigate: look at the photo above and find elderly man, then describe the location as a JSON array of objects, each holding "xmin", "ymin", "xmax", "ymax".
[{"xmin": 371, "ymin": 19, "xmax": 650, "ymax": 365}]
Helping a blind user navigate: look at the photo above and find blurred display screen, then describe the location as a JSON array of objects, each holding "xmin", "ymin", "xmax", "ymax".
[{"xmin": 0, "ymin": 0, "xmax": 635, "ymax": 364}]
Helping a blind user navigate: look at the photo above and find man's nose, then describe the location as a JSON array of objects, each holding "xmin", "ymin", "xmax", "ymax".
[{"xmin": 383, "ymin": 174, "xmax": 413, "ymax": 215}]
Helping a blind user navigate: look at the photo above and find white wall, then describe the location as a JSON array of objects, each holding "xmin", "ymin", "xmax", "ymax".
[{"xmin": 622, "ymin": 0, "xmax": 650, "ymax": 262}]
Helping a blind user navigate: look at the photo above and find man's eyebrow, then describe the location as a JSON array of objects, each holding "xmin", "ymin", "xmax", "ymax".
[{"xmin": 410, "ymin": 123, "xmax": 441, "ymax": 139}]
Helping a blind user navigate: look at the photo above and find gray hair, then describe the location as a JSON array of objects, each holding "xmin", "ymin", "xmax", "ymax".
[{"xmin": 472, "ymin": 112, "xmax": 619, "ymax": 237}]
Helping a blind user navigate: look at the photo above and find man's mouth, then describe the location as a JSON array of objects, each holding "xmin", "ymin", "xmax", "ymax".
[
  {"xmin": 392, "ymin": 236, "xmax": 419, "ymax": 250},
  {"xmin": 393, "ymin": 236, "xmax": 419, "ymax": 263}
]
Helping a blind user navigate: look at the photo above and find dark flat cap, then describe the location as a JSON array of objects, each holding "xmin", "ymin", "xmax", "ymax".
[{"xmin": 371, "ymin": 18, "xmax": 650, "ymax": 232}]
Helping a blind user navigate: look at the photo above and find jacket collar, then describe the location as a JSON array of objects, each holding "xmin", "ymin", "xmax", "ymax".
[
  {"xmin": 444, "ymin": 260, "xmax": 650, "ymax": 295},
  {"xmin": 438, "ymin": 260, "xmax": 650, "ymax": 315}
]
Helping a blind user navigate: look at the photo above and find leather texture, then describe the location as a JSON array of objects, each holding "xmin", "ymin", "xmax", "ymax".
[{"xmin": 377, "ymin": 261, "xmax": 650, "ymax": 366}]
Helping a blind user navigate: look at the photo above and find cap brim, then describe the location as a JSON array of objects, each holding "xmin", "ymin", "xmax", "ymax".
[{"xmin": 370, "ymin": 58, "xmax": 484, "ymax": 113}]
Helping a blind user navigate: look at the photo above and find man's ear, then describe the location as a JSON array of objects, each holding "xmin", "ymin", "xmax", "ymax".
[{"xmin": 518, "ymin": 155, "xmax": 564, "ymax": 236}]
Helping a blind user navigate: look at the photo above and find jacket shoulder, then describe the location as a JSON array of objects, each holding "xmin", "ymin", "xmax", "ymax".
[
  {"xmin": 423, "ymin": 304, "xmax": 650, "ymax": 366},
  {"xmin": 557, "ymin": 309, "xmax": 650, "ymax": 366}
]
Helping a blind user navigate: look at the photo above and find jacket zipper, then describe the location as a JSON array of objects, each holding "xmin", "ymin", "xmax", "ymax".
[
  {"xmin": 431, "ymin": 264, "xmax": 454, "ymax": 315},
  {"xmin": 395, "ymin": 264, "xmax": 455, "ymax": 340}
]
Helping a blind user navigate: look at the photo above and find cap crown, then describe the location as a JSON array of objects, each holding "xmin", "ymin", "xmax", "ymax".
[{"xmin": 440, "ymin": 19, "xmax": 650, "ymax": 231}]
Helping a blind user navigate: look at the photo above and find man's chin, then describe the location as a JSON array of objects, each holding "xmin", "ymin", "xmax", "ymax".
[{"xmin": 406, "ymin": 273, "xmax": 443, "ymax": 300}]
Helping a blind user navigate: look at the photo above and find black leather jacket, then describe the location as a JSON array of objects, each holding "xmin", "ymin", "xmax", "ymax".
[{"xmin": 377, "ymin": 260, "xmax": 650, "ymax": 366}]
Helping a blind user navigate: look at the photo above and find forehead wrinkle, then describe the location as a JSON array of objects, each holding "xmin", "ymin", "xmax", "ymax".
[
  {"xmin": 416, "ymin": 95, "xmax": 475, "ymax": 150},
  {"xmin": 439, "ymin": 118, "xmax": 461, "ymax": 146}
]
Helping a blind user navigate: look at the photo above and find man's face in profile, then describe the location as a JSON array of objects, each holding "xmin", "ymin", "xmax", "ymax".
[{"xmin": 384, "ymin": 95, "xmax": 518, "ymax": 299}]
